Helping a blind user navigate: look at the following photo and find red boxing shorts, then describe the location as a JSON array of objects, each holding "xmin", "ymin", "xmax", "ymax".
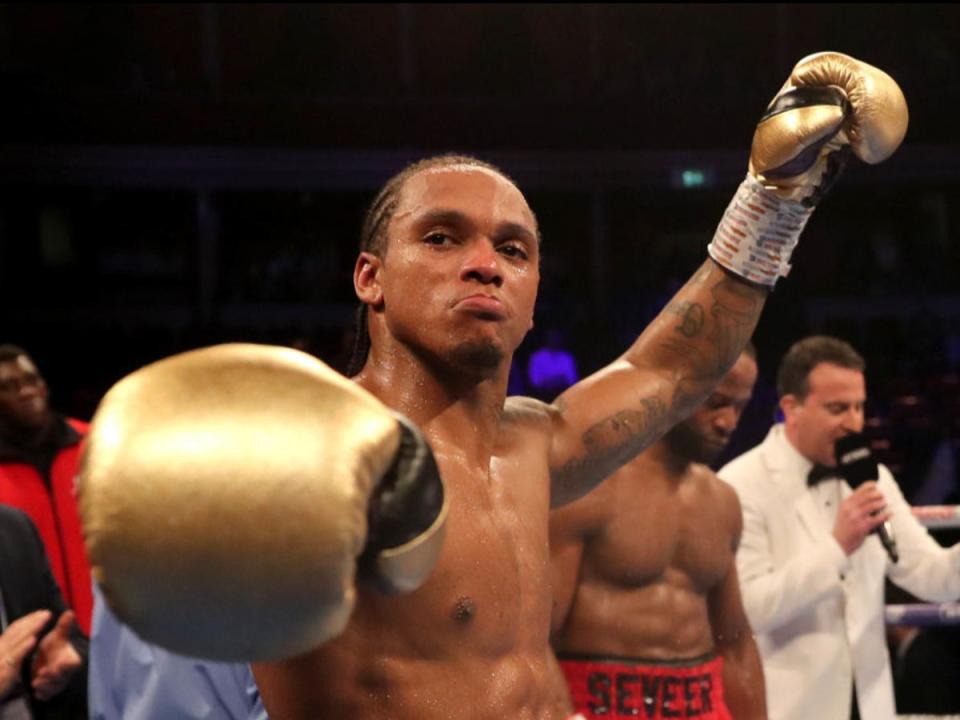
[{"xmin": 558, "ymin": 653, "xmax": 731, "ymax": 719}]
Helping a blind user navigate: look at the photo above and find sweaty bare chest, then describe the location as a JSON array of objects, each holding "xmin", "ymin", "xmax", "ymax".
[
  {"xmin": 585, "ymin": 486, "xmax": 732, "ymax": 593},
  {"xmin": 373, "ymin": 454, "xmax": 554, "ymax": 656}
]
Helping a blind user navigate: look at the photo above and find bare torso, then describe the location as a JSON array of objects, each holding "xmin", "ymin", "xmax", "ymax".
[
  {"xmin": 550, "ymin": 451, "xmax": 740, "ymax": 660},
  {"xmin": 254, "ymin": 398, "xmax": 574, "ymax": 720},
  {"xmin": 251, "ymin": 187, "xmax": 766, "ymax": 716}
]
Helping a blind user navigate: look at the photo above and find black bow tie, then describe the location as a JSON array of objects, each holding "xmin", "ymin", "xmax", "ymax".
[{"xmin": 807, "ymin": 464, "xmax": 839, "ymax": 486}]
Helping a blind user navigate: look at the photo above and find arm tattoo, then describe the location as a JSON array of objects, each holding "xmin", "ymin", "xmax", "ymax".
[
  {"xmin": 668, "ymin": 301, "xmax": 705, "ymax": 338},
  {"xmin": 555, "ymin": 397, "xmax": 668, "ymax": 499},
  {"xmin": 660, "ymin": 271, "xmax": 763, "ymax": 417},
  {"xmin": 707, "ymin": 274, "xmax": 761, "ymax": 369},
  {"xmin": 582, "ymin": 398, "xmax": 666, "ymax": 451},
  {"xmin": 553, "ymin": 265, "xmax": 763, "ymax": 506}
]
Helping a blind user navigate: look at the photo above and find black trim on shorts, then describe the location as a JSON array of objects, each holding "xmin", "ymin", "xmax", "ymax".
[{"xmin": 556, "ymin": 650, "xmax": 718, "ymax": 668}]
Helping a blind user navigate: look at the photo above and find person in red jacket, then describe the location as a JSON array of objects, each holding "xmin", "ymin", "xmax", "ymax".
[{"xmin": 0, "ymin": 345, "xmax": 92, "ymax": 635}]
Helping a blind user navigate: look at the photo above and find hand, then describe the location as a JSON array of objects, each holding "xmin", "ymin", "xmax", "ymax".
[
  {"xmin": 833, "ymin": 481, "xmax": 890, "ymax": 555},
  {"xmin": 30, "ymin": 610, "xmax": 81, "ymax": 701},
  {"xmin": 0, "ymin": 609, "xmax": 50, "ymax": 697},
  {"xmin": 80, "ymin": 343, "xmax": 446, "ymax": 661},
  {"xmin": 708, "ymin": 52, "xmax": 908, "ymax": 288},
  {"xmin": 750, "ymin": 52, "xmax": 908, "ymax": 206}
]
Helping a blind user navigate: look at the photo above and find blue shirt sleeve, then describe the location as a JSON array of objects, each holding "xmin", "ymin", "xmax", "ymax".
[{"xmin": 89, "ymin": 585, "xmax": 267, "ymax": 720}]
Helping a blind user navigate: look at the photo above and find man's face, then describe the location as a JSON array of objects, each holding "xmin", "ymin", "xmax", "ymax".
[
  {"xmin": 664, "ymin": 352, "xmax": 758, "ymax": 464},
  {"xmin": 782, "ymin": 362, "xmax": 866, "ymax": 466},
  {"xmin": 0, "ymin": 355, "xmax": 51, "ymax": 432},
  {"xmin": 358, "ymin": 165, "xmax": 540, "ymax": 373}
]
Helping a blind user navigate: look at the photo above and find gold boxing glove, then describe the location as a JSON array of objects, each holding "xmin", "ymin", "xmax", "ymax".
[
  {"xmin": 79, "ymin": 344, "xmax": 447, "ymax": 661},
  {"xmin": 750, "ymin": 51, "xmax": 908, "ymax": 206},
  {"xmin": 709, "ymin": 52, "xmax": 908, "ymax": 287}
]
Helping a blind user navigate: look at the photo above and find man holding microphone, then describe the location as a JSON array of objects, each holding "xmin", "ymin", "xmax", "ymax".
[{"xmin": 719, "ymin": 335, "xmax": 960, "ymax": 720}]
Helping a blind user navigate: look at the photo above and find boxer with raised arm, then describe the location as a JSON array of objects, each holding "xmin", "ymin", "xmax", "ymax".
[
  {"xmin": 79, "ymin": 53, "xmax": 907, "ymax": 719},
  {"xmin": 549, "ymin": 347, "xmax": 762, "ymax": 719}
]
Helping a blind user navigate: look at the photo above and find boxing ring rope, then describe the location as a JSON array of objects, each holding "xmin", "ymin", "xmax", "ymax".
[
  {"xmin": 911, "ymin": 505, "xmax": 960, "ymax": 530},
  {"xmin": 882, "ymin": 507, "xmax": 960, "ymax": 717},
  {"xmin": 886, "ymin": 603, "xmax": 960, "ymax": 626},
  {"xmin": 874, "ymin": 505, "xmax": 960, "ymax": 632},
  {"xmin": 883, "ymin": 507, "xmax": 960, "ymax": 629}
]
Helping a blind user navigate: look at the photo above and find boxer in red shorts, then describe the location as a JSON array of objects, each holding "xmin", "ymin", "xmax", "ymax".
[{"xmin": 551, "ymin": 348, "xmax": 760, "ymax": 719}]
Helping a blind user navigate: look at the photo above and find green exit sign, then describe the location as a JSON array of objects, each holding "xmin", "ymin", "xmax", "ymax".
[{"xmin": 681, "ymin": 169, "xmax": 706, "ymax": 188}]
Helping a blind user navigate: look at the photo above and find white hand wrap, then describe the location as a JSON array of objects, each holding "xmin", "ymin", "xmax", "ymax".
[{"xmin": 707, "ymin": 174, "xmax": 814, "ymax": 287}]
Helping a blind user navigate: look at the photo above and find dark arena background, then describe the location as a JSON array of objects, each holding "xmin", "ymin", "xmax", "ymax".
[
  {"xmin": 6, "ymin": 1, "xmax": 960, "ymax": 635},
  {"xmin": 7, "ymin": 4, "xmax": 960, "ymax": 494},
  {"xmin": 7, "ymin": 5, "xmax": 960, "ymax": 716}
]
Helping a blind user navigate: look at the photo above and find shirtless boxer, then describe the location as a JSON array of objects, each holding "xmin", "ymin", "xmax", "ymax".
[
  {"xmin": 78, "ymin": 53, "xmax": 907, "ymax": 719},
  {"xmin": 550, "ymin": 346, "xmax": 762, "ymax": 719}
]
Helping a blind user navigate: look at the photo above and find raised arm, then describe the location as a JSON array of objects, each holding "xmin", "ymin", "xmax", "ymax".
[
  {"xmin": 549, "ymin": 52, "xmax": 908, "ymax": 507},
  {"xmin": 550, "ymin": 262, "xmax": 762, "ymax": 507}
]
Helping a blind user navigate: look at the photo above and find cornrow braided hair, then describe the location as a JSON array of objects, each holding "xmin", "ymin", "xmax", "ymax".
[
  {"xmin": 0, "ymin": 345, "xmax": 28, "ymax": 364},
  {"xmin": 346, "ymin": 154, "xmax": 515, "ymax": 377}
]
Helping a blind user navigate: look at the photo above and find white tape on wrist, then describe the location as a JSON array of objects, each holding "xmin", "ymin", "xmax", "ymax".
[{"xmin": 707, "ymin": 174, "xmax": 814, "ymax": 287}]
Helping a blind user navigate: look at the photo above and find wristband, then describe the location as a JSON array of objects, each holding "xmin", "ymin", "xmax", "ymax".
[{"xmin": 707, "ymin": 174, "xmax": 814, "ymax": 287}]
